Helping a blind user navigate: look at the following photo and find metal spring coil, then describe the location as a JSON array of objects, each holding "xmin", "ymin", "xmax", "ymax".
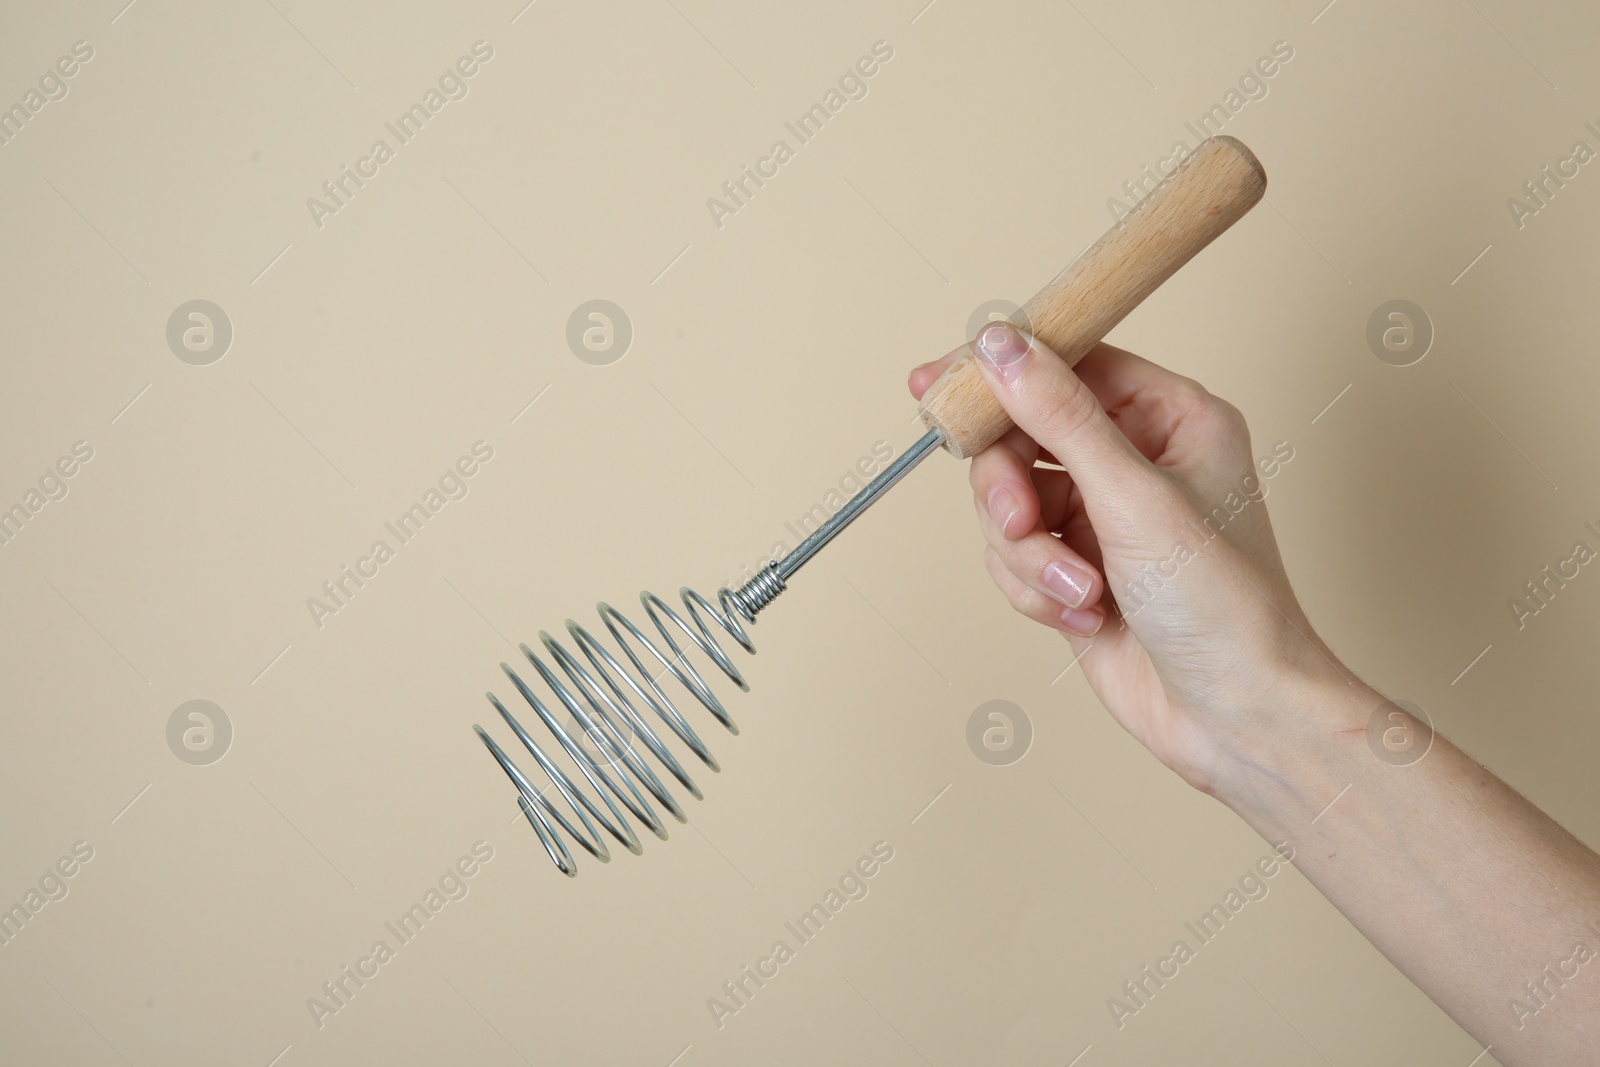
[{"xmin": 474, "ymin": 564, "xmax": 786, "ymax": 876}]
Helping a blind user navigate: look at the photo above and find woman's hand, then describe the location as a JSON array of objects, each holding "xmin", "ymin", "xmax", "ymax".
[
  {"xmin": 908, "ymin": 323, "xmax": 1349, "ymax": 794},
  {"xmin": 913, "ymin": 321, "xmax": 1600, "ymax": 1067}
]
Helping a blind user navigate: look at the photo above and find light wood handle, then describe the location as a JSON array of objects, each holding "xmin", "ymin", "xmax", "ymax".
[{"xmin": 918, "ymin": 136, "xmax": 1267, "ymax": 459}]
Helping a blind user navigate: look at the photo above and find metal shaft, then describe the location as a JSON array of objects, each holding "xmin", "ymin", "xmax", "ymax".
[{"xmin": 727, "ymin": 428, "xmax": 945, "ymax": 619}]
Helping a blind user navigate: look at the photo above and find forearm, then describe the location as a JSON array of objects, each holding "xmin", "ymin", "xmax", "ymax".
[{"xmin": 1214, "ymin": 670, "xmax": 1600, "ymax": 1065}]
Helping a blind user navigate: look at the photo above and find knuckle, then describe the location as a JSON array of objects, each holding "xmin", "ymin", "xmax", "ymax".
[
  {"xmin": 983, "ymin": 548, "xmax": 1038, "ymax": 616},
  {"xmin": 1212, "ymin": 396, "xmax": 1250, "ymax": 435},
  {"xmin": 967, "ymin": 449, "xmax": 1001, "ymax": 493},
  {"xmin": 1171, "ymin": 374, "xmax": 1209, "ymax": 404},
  {"xmin": 982, "ymin": 544, "xmax": 1007, "ymax": 581},
  {"xmin": 1186, "ymin": 390, "xmax": 1251, "ymax": 443},
  {"xmin": 1030, "ymin": 375, "xmax": 1102, "ymax": 442},
  {"xmin": 1009, "ymin": 585, "xmax": 1051, "ymax": 624}
]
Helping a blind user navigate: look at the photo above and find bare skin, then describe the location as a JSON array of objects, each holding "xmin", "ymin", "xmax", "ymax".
[{"xmin": 909, "ymin": 323, "xmax": 1600, "ymax": 1065}]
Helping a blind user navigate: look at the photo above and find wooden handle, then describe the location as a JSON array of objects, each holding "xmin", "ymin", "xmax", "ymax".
[{"xmin": 918, "ymin": 136, "xmax": 1266, "ymax": 459}]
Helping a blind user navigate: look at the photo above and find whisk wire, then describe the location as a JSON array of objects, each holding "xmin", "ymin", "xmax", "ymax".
[
  {"xmin": 475, "ymin": 717, "xmax": 596, "ymax": 875},
  {"xmin": 475, "ymin": 574, "xmax": 779, "ymax": 875},
  {"xmin": 568, "ymin": 618, "xmax": 712, "ymax": 787},
  {"xmin": 501, "ymin": 656, "xmax": 653, "ymax": 850},
  {"xmin": 523, "ymin": 638, "xmax": 670, "ymax": 837},
  {"xmin": 543, "ymin": 630, "xmax": 690, "ymax": 817},
  {"xmin": 488, "ymin": 690, "xmax": 625, "ymax": 857}
]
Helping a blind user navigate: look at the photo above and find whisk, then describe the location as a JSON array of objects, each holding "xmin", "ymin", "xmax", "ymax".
[{"xmin": 475, "ymin": 136, "xmax": 1267, "ymax": 875}]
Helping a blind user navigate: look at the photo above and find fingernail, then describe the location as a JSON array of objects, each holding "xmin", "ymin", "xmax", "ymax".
[
  {"xmin": 986, "ymin": 486, "xmax": 1021, "ymax": 537},
  {"xmin": 1042, "ymin": 560, "xmax": 1093, "ymax": 609},
  {"xmin": 975, "ymin": 322, "xmax": 1029, "ymax": 383},
  {"xmin": 1060, "ymin": 606, "xmax": 1102, "ymax": 637}
]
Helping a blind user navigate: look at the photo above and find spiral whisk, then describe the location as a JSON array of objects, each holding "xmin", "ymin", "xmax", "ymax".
[
  {"xmin": 474, "ymin": 565, "xmax": 788, "ymax": 876},
  {"xmin": 472, "ymin": 428, "xmax": 943, "ymax": 876}
]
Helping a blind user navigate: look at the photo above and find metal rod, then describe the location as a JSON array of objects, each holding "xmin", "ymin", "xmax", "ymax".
[{"xmin": 777, "ymin": 428, "xmax": 945, "ymax": 580}]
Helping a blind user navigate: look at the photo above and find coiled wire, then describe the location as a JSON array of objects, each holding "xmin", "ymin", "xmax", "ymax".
[{"xmin": 474, "ymin": 567, "xmax": 784, "ymax": 876}]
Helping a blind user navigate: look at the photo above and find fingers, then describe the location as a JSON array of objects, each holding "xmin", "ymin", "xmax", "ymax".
[
  {"xmin": 908, "ymin": 325, "xmax": 1271, "ymax": 648},
  {"xmin": 970, "ymin": 322, "xmax": 1157, "ymax": 511},
  {"xmin": 907, "ymin": 344, "xmax": 965, "ymax": 401},
  {"xmin": 1032, "ymin": 467, "xmax": 1080, "ymax": 537},
  {"xmin": 909, "ymin": 337, "xmax": 1104, "ymax": 636},
  {"xmin": 970, "ymin": 425, "xmax": 1042, "ymax": 539},
  {"xmin": 970, "ymin": 452, "xmax": 1105, "ymax": 628},
  {"xmin": 913, "ymin": 337, "xmax": 1234, "ymax": 478},
  {"xmin": 983, "ymin": 547, "xmax": 1104, "ymax": 637}
]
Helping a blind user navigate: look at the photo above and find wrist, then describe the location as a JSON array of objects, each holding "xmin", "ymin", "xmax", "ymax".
[{"xmin": 1201, "ymin": 661, "xmax": 1381, "ymax": 833}]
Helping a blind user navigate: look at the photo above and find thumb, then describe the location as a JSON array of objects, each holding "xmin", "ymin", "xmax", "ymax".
[{"xmin": 971, "ymin": 322, "xmax": 1150, "ymax": 506}]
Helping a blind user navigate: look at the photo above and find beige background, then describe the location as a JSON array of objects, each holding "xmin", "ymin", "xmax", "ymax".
[{"xmin": 2, "ymin": 1, "xmax": 1598, "ymax": 1064}]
